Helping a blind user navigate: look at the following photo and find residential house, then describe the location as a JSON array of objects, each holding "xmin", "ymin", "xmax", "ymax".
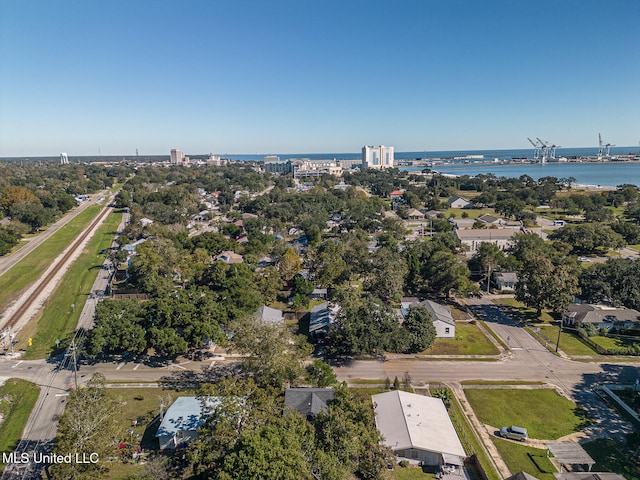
[
  {"xmin": 406, "ymin": 208, "xmax": 425, "ymax": 220},
  {"xmin": 401, "ymin": 299, "xmax": 456, "ymax": 338},
  {"xmin": 562, "ymin": 304, "xmax": 640, "ymax": 331},
  {"xmin": 215, "ymin": 250, "xmax": 243, "ymax": 264},
  {"xmin": 140, "ymin": 217, "xmax": 154, "ymax": 227},
  {"xmin": 309, "ymin": 302, "xmax": 340, "ymax": 338},
  {"xmin": 475, "ymin": 213, "xmax": 501, "ymax": 226},
  {"xmin": 493, "ymin": 272, "xmax": 518, "ymax": 291},
  {"xmin": 284, "ymin": 388, "xmax": 334, "ymax": 419},
  {"xmin": 156, "ymin": 396, "xmax": 220, "ymax": 450},
  {"xmin": 308, "ymin": 288, "xmax": 328, "ymax": 300},
  {"xmin": 447, "ymin": 195, "xmax": 472, "ymax": 209},
  {"xmin": 455, "ymin": 228, "xmax": 519, "ymax": 254},
  {"xmin": 389, "ymin": 190, "xmax": 405, "ymax": 200},
  {"xmin": 372, "ymin": 390, "xmax": 466, "ymax": 467},
  {"xmin": 254, "ymin": 305, "xmax": 284, "ymax": 326}
]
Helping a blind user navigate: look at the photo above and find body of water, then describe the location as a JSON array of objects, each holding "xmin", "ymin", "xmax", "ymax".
[{"xmin": 422, "ymin": 162, "xmax": 640, "ymax": 187}]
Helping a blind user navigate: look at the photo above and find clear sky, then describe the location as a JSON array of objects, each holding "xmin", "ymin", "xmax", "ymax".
[{"xmin": 1, "ymin": 0, "xmax": 638, "ymax": 156}]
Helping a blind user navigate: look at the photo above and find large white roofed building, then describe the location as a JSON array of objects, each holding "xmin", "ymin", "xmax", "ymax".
[{"xmin": 372, "ymin": 390, "xmax": 466, "ymax": 467}]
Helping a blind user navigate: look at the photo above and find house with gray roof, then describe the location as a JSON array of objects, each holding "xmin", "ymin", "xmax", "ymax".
[
  {"xmin": 562, "ymin": 304, "xmax": 640, "ymax": 331},
  {"xmin": 447, "ymin": 195, "xmax": 472, "ymax": 209},
  {"xmin": 254, "ymin": 305, "xmax": 284, "ymax": 325},
  {"xmin": 372, "ymin": 390, "xmax": 465, "ymax": 467},
  {"xmin": 400, "ymin": 299, "xmax": 456, "ymax": 338},
  {"xmin": 284, "ymin": 388, "xmax": 334, "ymax": 419},
  {"xmin": 493, "ymin": 272, "xmax": 518, "ymax": 291},
  {"xmin": 309, "ymin": 302, "xmax": 339, "ymax": 338}
]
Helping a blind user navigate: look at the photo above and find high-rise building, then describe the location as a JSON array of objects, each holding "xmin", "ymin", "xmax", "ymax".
[
  {"xmin": 362, "ymin": 145, "xmax": 394, "ymax": 169},
  {"xmin": 60, "ymin": 152, "xmax": 69, "ymax": 165},
  {"xmin": 170, "ymin": 149, "xmax": 184, "ymax": 164}
]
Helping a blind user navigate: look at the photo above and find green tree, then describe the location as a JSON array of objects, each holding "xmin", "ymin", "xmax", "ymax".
[
  {"xmin": 364, "ymin": 247, "xmax": 408, "ymax": 302},
  {"xmin": 50, "ymin": 374, "xmax": 122, "ymax": 480},
  {"xmin": 471, "ymin": 242, "xmax": 506, "ymax": 293},
  {"xmin": 305, "ymin": 360, "xmax": 338, "ymax": 387},
  {"xmin": 549, "ymin": 223, "xmax": 625, "ymax": 253},
  {"xmin": 402, "ymin": 305, "xmax": 437, "ymax": 353},
  {"xmin": 279, "ymin": 247, "xmax": 302, "ymax": 283},
  {"xmin": 515, "ymin": 255, "xmax": 580, "ymax": 316}
]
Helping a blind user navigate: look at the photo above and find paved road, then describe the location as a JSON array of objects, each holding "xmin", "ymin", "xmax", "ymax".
[{"xmin": 2, "ymin": 295, "xmax": 639, "ymax": 477}]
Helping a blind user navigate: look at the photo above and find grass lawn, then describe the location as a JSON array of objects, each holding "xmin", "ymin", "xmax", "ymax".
[
  {"xmin": 102, "ymin": 462, "xmax": 145, "ymax": 480},
  {"xmin": 18, "ymin": 211, "xmax": 122, "ymax": 359},
  {"xmin": 422, "ymin": 322, "xmax": 499, "ymax": 356},
  {"xmin": 0, "ymin": 204, "xmax": 103, "ymax": 312},
  {"xmin": 496, "ymin": 298, "xmax": 556, "ymax": 323},
  {"xmin": 109, "ymin": 387, "xmax": 198, "ymax": 451},
  {"xmin": 492, "ymin": 438, "xmax": 556, "ymax": 480},
  {"xmin": 589, "ymin": 335, "xmax": 639, "ymax": 350},
  {"xmin": 446, "ymin": 208, "xmax": 495, "ymax": 219},
  {"xmin": 583, "ymin": 438, "xmax": 640, "ymax": 480},
  {"xmin": 0, "ymin": 379, "xmax": 40, "ymax": 473},
  {"xmin": 629, "ymin": 245, "xmax": 640, "ymax": 252},
  {"xmin": 536, "ymin": 326, "xmax": 598, "ymax": 356},
  {"xmin": 460, "ymin": 380, "xmax": 546, "ymax": 386},
  {"xmin": 391, "ymin": 467, "xmax": 437, "ymax": 479},
  {"xmin": 464, "ymin": 388, "xmax": 591, "ymax": 440}
]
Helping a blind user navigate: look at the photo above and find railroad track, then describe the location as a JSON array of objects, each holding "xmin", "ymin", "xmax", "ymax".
[{"xmin": 1, "ymin": 203, "xmax": 112, "ymax": 333}]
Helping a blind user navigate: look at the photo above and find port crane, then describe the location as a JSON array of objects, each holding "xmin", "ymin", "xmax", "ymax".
[
  {"xmin": 598, "ymin": 133, "xmax": 615, "ymax": 158},
  {"xmin": 527, "ymin": 137, "xmax": 542, "ymax": 161},
  {"xmin": 536, "ymin": 138, "xmax": 551, "ymax": 163}
]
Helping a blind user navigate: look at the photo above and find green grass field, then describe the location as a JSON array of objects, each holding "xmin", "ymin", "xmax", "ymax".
[
  {"xmin": 536, "ymin": 326, "xmax": 599, "ymax": 356},
  {"xmin": 492, "ymin": 438, "xmax": 556, "ymax": 480},
  {"xmin": 446, "ymin": 208, "xmax": 495, "ymax": 219},
  {"xmin": 589, "ymin": 335, "xmax": 639, "ymax": 350},
  {"xmin": 0, "ymin": 379, "xmax": 40, "ymax": 473},
  {"xmin": 18, "ymin": 211, "xmax": 122, "ymax": 359},
  {"xmin": 0, "ymin": 204, "xmax": 103, "ymax": 312},
  {"xmin": 464, "ymin": 388, "xmax": 591, "ymax": 440},
  {"xmin": 423, "ymin": 322, "xmax": 500, "ymax": 356},
  {"xmin": 391, "ymin": 467, "xmax": 437, "ymax": 479}
]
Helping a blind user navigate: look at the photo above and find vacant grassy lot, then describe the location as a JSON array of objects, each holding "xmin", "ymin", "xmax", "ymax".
[
  {"xmin": 0, "ymin": 204, "xmax": 103, "ymax": 312},
  {"xmin": 423, "ymin": 322, "xmax": 499, "ymax": 356},
  {"xmin": 18, "ymin": 210, "xmax": 122, "ymax": 359},
  {"xmin": 492, "ymin": 438, "xmax": 556, "ymax": 480},
  {"xmin": 536, "ymin": 326, "xmax": 598, "ymax": 356},
  {"xmin": 0, "ymin": 379, "xmax": 40, "ymax": 473},
  {"xmin": 583, "ymin": 438, "xmax": 640, "ymax": 480},
  {"xmin": 589, "ymin": 335, "xmax": 639, "ymax": 350},
  {"xmin": 446, "ymin": 207, "xmax": 495, "ymax": 219},
  {"xmin": 496, "ymin": 298, "xmax": 556, "ymax": 323},
  {"xmin": 464, "ymin": 388, "xmax": 590, "ymax": 440}
]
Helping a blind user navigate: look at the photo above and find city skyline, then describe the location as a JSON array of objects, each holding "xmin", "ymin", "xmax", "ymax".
[{"xmin": 1, "ymin": 0, "xmax": 639, "ymax": 157}]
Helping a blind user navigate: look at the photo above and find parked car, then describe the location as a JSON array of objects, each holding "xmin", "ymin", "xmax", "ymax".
[
  {"xmin": 577, "ymin": 257, "xmax": 591, "ymax": 263},
  {"xmin": 499, "ymin": 426, "xmax": 528, "ymax": 441}
]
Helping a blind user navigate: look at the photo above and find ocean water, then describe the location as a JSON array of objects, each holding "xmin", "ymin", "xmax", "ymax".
[{"xmin": 425, "ymin": 162, "xmax": 640, "ymax": 187}]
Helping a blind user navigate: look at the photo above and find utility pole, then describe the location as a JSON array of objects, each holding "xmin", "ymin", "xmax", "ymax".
[
  {"xmin": 69, "ymin": 340, "xmax": 78, "ymax": 389},
  {"xmin": 555, "ymin": 321, "xmax": 562, "ymax": 353}
]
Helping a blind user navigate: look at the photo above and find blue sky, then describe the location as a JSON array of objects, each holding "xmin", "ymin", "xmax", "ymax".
[{"xmin": 1, "ymin": 0, "xmax": 638, "ymax": 156}]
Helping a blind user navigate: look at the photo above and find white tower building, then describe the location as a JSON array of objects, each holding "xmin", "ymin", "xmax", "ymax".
[
  {"xmin": 362, "ymin": 145, "xmax": 394, "ymax": 169},
  {"xmin": 170, "ymin": 149, "xmax": 184, "ymax": 164}
]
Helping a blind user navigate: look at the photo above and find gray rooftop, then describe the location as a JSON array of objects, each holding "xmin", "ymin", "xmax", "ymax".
[
  {"xmin": 417, "ymin": 300, "xmax": 455, "ymax": 326},
  {"xmin": 494, "ymin": 272, "xmax": 518, "ymax": 283},
  {"xmin": 372, "ymin": 390, "xmax": 465, "ymax": 459},
  {"xmin": 564, "ymin": 304, "xmax": 640, "ymax": 324},
  {"xmin": 284, "ymin": 388, "xmax": 334, "ymax": 416},
  {"xmin": 255, "ymin": 305, "xmax": 284, "ymax": 325},
  {"xmin": 545, "ymin": 442, "xmax": 595, "ymax": 467}
]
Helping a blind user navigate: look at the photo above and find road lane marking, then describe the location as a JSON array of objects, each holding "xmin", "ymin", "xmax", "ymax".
[
  {"xmin": 11, "ymin": 361, "xmax": 23, "ymax": 368},
  {"xmin": 116, "ymin": 362, "xmax": 125, "ymax": 370},
  {"xmin": 133, "ymin": 364, "xmax": 140, "ymax": 370}
]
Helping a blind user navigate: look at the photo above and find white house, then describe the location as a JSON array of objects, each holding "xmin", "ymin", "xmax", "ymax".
[
  {"xmin": 447, "ymin": 195, "xmax": 472, "ymax": 209},
  {"xmin": 156, "ymin": 396, "xmax": 220, "ymax": 450},
  {"xmin": 372, "ymin": 390, "xmax": 466, "ymax": 467},
  {"xmin": 493, "ymin": 272, "xmax": 518, "ymax": 291},
  {"xmin": 400, "ymin": 299, "xmax": 456, "ymax": 338}
]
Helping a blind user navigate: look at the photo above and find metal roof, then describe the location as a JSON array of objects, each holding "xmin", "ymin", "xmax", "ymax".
[{"xmin": 545, "ymin": 442, "xmax": 595, "ymax": 467}]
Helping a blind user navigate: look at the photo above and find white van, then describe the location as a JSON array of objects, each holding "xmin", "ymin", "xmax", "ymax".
[{"xmin": 553, "ymin": 220, "xmax": 566, "ymax": 226}]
